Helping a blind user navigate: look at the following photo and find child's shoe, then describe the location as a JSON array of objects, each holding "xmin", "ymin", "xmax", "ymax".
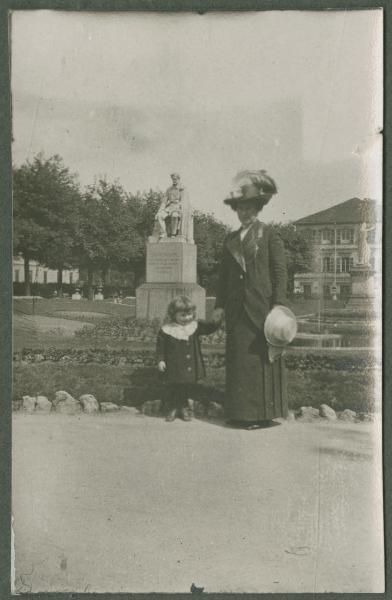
[
  {"xmin": 165, "ymin": 408, "xmax": 177, "ymax": 422},
  {"xmin": 180, "ymin": 407, "xmax": 193, "ymax": 421}
]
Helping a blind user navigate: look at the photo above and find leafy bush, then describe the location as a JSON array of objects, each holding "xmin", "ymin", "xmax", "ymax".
[{"xmin": 287, "ymin": 368, "xmax": 376, "ymax": 413}]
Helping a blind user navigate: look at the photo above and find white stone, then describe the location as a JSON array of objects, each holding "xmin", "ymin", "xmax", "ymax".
[
  {"xmin": 120, "ymin": 406, "xmax": 141, "ymax": 415},
  {"xmin": 319, "ymin": 404, "xmax": 337, "ymax": 420},
  {"xmin": 53, "ymin": 390, "xmax": 82, "ymax": 415},
  {"xmin": 100, "ymin": 402, "xmax": 120, "ymax": 412},
  {"xmin": 297, "ymin": 406, "xmax": 320, "ymax": 421},
  {"xmin": 22, "ymin": 395, "xmax": 36, "ymax": 413},
  {"xmin": 338, "ymin": 409, "xmax": 357, "ymax": 422},
  {"xmin": 79, "ymin": 394, "xmax": 99, "ymax": 414},
  {"xmin": 35, "ymin": 396, "xmax": 52, "ymax": 413}
]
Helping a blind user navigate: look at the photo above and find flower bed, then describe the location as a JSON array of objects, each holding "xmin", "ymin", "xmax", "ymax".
[{"xmin": 75, "ymin": 316, "xmax": 227, "ymax": 344}]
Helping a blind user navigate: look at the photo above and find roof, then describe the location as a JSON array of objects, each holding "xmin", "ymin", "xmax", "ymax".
[{"xmin": 294, "ymin": 198, "xmax": 380, "ymax": 226}]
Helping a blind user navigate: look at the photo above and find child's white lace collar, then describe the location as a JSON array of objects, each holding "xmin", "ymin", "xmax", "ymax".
[{"xmin": 162, "ymin": 320, "xmax": 198, "ymax": 340}]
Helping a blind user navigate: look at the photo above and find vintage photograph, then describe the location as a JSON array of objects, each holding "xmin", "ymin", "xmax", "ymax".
[{"xmin": 11, "ymin": 9, "xmax": 383, "ymax": 593}]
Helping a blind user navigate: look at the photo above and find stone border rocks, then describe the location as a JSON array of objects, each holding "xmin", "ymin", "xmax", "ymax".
[
  {"xmin": 16, "ymin": 391, "xmax": 131, "ymax": 416},
  {"xmin": 14, "ymin": 394, "xmax": 374, "ymax": 424}
]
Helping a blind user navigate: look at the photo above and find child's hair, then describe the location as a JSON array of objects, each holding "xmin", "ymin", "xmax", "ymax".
[{"xmin": 166, "ymin": 295, "xmax": 196, "ymax": 322}]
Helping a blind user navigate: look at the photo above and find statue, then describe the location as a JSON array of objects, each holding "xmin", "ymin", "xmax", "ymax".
[
  {"xmin": 153, "ymin": 173, "xmax": 194, "ymax": 243},
  {"xmin": 357, "ymin": 221, "xmax": 375, "ymax": 266}
]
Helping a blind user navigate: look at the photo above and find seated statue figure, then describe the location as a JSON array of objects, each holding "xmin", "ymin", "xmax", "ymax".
[{"xmin": 154, "ymin": 173, "xmax": 194, "ymax": 243}]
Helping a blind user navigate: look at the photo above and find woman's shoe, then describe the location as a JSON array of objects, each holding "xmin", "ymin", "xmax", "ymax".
[
  {"xmin": 245, "ymin": 420, "xmax": 282, "ymax": 430},
  {"xmin": 244, "ymin": 422, "xmax": 263, "ymax": 430}
]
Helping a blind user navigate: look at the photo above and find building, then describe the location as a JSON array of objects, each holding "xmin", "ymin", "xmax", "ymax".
[
  {"xmin": 293, "ymin": 198, "xmax": 381, "ymax": 300},
  {"xmin": 13, "ymin": 256, "xmax": 79, "ymax": 286}
]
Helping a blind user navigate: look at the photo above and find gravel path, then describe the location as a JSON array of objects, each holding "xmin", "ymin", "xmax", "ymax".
[{"xmin": 12, "ymin": 413, "xmax": 384, "ymax": 593}]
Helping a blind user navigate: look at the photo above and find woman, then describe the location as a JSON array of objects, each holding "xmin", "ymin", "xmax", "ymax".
[{"xmin": 213, "ymin": 170, "xmax": 288, "ymax": 430}]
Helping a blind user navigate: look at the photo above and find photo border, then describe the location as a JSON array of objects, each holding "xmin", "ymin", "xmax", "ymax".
[{"xmin": 0, "ymin": 1, "xmax": 390, "ymax": 599}]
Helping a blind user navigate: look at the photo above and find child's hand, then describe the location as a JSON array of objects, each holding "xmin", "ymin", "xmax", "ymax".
[
  {"xmin": 212, "ymin": 308, "xmax": 224, "ymax": 324},
  {"xmin": 158, "ymin": 361, "xmax": 166, "ymax": 372}
]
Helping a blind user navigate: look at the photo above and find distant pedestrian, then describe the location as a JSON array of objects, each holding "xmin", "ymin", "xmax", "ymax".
[{"xmin": 157, "ymin": 296, "xmax": 220, "ymax": 422}]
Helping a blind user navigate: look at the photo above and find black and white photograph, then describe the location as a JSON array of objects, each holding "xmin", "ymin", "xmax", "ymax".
[{"xmin": 10, "ymin": 8, "xmax": 383, "ymax": 594}]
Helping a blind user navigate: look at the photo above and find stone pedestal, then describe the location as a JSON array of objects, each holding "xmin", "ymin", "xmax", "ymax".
[
  {"xmin": 136, "ymin": 240, "xmax": 206, "ymax": 320},
  {"xmin": 346, "ymin": 265, "xmax": 375, "ymax": 307},
  {"xmin": 146, "ymin": 240, "xmax": 196, "ymax": 284}
]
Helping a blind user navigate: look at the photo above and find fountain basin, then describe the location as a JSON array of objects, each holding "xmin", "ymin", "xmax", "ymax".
[{"xmin": 293, "ymin": 332, "xmax": 343, "ymax": 348}]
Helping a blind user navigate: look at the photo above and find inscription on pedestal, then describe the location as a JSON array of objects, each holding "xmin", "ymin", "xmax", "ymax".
[
  {"xmin": 146, "ymin": 242, "xmax": 196, "ymax": 284},
  {"xmin": 149, "ymin": 254, "xmax": 179, "ymax": 279}
]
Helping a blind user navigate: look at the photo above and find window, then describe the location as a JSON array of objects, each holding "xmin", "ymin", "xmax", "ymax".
[
  {"xmin": 322, "ymin": 229, "xmax": 334, "ymax": 244},
  {"xmin": 335, "ymin": 257, "xmax": 341, "ymax": 273},
  {"xmin": 311, "ymin": 229, "xmax": 321, "ymax": 243},
  {"xmin": 323, "ymin": 257, "xmax": 334, "ymax": 272},
  {"xmin": 367, "ymin": 229, "xmax": 376, "ymax": 244},
  {"xmin": 341, "ymin": 257, "xmax": 350, "ymax": 272},
  {"xmin": 29, "ymin": 270, "xmax": 33, "ymax": 283},
  {"xmin": 336, "ymin": 229, "xmax": 354, "ymax": 245},
  {"xmin": 43, "ymin": 271, "xmax": 48, "ymax": 284},
  {"xmin": 341, "ymin": 229, "xmax": 354, "ymax": 243},
  {"xmin": 14, "ymin": 269, "xmax": 20, "ymax": 282}
]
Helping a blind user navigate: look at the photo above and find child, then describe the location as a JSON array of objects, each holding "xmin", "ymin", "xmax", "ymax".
[{"xmin": 157, "ymin": 296, "xmax": 220, "ymax": 422}]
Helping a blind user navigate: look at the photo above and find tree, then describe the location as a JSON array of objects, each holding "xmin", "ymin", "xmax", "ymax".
[
  {"xmin": 13, "ymin": 154, "xmax": 80, "ymax": 295},
  {"xmin": 75, "ymin": 180, "xmax": 146, "ymax": 298},
  {"xmin": 269, "ymin": 222, "xmax": 312, "ymax": 293},
  {"xmin": 194, "ymin": 211, "xmax": 230, "ymax": 294}
]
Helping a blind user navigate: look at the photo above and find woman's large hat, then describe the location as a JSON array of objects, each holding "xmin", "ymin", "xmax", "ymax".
[
  {"xmin": 224, "ymin": 170, "xmax": 278, "ymax": 207},
  {"xmin": 264, "ymin": 305, "xmax": 297, "ymax": 362}
]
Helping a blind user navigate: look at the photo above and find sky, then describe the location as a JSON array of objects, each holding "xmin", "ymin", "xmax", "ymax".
[{"xmin": 11, "ymin": 9, "xmax": 383, "ymax": 228}]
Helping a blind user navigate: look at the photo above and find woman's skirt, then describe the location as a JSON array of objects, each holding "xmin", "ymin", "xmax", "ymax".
[{"xmin": 225, "ymin": 309, "xmax": 288, "ymax": 422}]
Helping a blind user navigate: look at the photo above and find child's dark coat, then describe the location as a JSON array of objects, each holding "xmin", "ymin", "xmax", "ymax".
[{"xmin": 156, "ymin": 320, "xmax": 218, "ymax": 384}]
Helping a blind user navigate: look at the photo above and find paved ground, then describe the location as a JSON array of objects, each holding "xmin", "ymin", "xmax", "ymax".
[{"xmin": 12, "ymin": 413, "xmax": 384, "ymax": 594}]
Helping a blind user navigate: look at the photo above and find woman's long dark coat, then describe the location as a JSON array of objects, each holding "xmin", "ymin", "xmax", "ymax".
[{"xmin": 215, "ymin": 219, "xmax": 288, "ymax": 421}]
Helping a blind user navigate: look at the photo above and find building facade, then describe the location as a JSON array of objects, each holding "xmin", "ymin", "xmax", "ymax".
[
  {"xmin": 13, "ymin": 256, "xmax": 79, "ymax": 286},
  {"xmin": 293, "ymin": 198, "xmax": 381, "ymax": 300}
]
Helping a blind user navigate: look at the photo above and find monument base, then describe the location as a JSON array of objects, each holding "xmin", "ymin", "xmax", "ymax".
[
  {"xmin": 136, "ymin": 282, "xmax": 206, "ymax": 321},
  {"xmin": 346, "ymin": 265, "xmax": 376, "ymax": 308},
  {"xmin": 146, "ymin": 241, "xmax": 197, "ymax": 284}
]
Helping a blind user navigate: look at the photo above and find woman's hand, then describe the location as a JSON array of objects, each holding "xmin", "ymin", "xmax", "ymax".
[
  {"xmin": 158, "ymin": 361, "xmax": 166, "ymax": 372},
  {"xmin": 212, "ymin": 308, "xmax": 225, "ymax": 324}
]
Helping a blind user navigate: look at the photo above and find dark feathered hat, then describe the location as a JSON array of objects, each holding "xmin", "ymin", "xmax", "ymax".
[{"xmin": 224, "ymin": 170, "xmax": 278, "ymax": 207}]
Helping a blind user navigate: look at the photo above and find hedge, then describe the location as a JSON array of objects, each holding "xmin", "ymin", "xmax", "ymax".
[
  {"xmin": 12, "ymin": 361, "xmax": 378, "ymax": 414},
  {"xmin": 13, "ymin": 346, "xmax": 380, "ymax": 372}
]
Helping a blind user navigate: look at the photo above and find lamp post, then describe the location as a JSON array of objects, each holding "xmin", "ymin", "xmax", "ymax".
[{"xmin": 332, "ymin": 224, "xmax": 338, "ymax": 301}]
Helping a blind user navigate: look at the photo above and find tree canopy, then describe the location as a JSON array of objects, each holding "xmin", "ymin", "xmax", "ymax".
[
  {"xmin": 13, "ymin": 154, "xmax": 80, "ymax": 294},
  {"xmin": 269, "ymin": 222, "xmax": 312, "ymax": 292},
  {"xmin": 13, "ymin": 153, "xmax": 311, "ymax": 297}
]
